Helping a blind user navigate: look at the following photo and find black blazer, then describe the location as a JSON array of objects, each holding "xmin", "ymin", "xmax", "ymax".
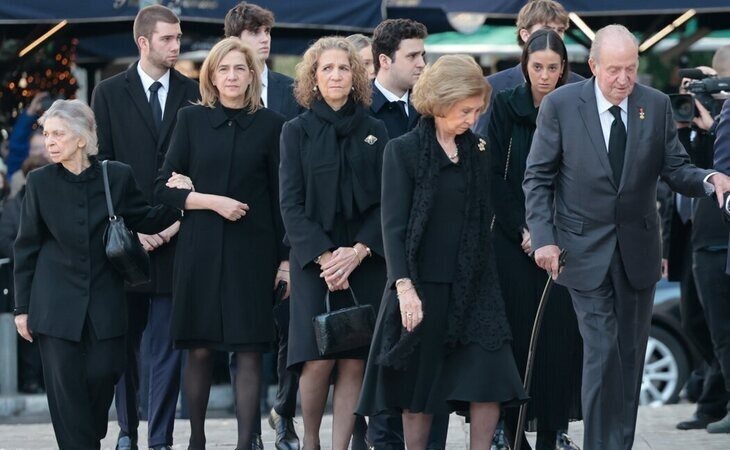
[
  {"xmin": 369, "ymin": 83, "xmax": 419, "ymax": 139},
  {"xmin": 279, "ymin": 110, "xmax": 389, "ymax": 266},
  {"xmin": 91, "ymin": 62, "xmax": 199, "ymax": 294},
  {"xmin": 14, "ymin": 160, "xmax": 181, "ymax": 342},
  {"xmin": 154, "ymin": 104, "xmax": 286, "ymax": 344},
  {"xmin": 267, "ymin": 70, "xmax": 302, "ymax": 121}
]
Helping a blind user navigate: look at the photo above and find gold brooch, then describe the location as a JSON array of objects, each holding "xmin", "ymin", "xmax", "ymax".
[
  {"xmin": 364, "ymin": 135, "xmax": 378, "ymax": 145},
  {"xmin": 639, "ymin": 106, "xmax": 645, "ymax": 120},
  {"xmin": 478, "ymin": 138, "xmax": 486, "ymax": 152}
]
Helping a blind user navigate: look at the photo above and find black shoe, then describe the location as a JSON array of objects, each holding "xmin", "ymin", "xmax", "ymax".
[
  {"xmin": 676, "ymin": 413, "xmax": 723, "ymax": 430},
  {"xmin": 556, "ymin": 431, "xmax": 580, "ymax": 450},
  {"xmin": 251, "ymin": 433, "xmax": 264, "ymax": 450},
  {"xmin": 116, "ymin": 436, "xmax": 138, "ymax": 450},
  {"xmin": 20, "ymin": 380, "xmax": 44, "ymax": 394},
  {"xmin": 269, "ymin": 408, "xmax": 300, "ymax": 450}
]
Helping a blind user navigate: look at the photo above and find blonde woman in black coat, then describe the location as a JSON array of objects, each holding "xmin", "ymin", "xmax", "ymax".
[
  {"xmin": 13, "ymin": 99, "xmax": 181, "ymax": 450},
  {"xmin": 279, "ymin": 36, "xmax": 388, "ymax": 450},
  {"xmin": 154, "ymin": 38, "xmax": 286, "ymax": 450}
]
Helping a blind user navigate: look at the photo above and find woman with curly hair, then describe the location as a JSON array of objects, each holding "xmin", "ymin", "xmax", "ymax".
[{"xmin": 279, "ymin": 36, "xmax": 389, "ymax": 450}]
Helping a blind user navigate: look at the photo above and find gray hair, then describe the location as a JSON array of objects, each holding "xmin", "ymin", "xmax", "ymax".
[
  {"xmin": 346, "ymin": 33, "xmax": 372, "ymax": 52},
  {"xmin": 712, "ymin": 45, "xmax": 730, "ymax": 77},
  {"xmin": 39, "ymin": 99, "xmax": 98, "ymax": 156},
  {"xmin": 589, "ymin": 24, "xmax": 638, "ymax": 65}
]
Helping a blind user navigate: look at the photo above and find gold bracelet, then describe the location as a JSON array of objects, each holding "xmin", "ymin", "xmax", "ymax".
[
  {"xmin": 352, "ymin": 246, "xmax": 362, "ymax": 264},
  {"xmin": 396, "ymin": 286, "xmax": 413, "ymax": 297}
]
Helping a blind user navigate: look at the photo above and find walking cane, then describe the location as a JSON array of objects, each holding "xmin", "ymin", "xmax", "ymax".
[{"xmin": 513, "ymin": 249, "xmax": 567, "ymax": 450}]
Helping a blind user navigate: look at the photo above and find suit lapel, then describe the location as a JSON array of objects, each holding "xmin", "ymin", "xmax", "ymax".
[
  {"xmin": 578, "ymin": 78, "xmax": 617, "ymax": 189},
  {"xmin": 621, "ymin": 89, "xmax": 644, "ymax": 189},
  {"xmin": 157, "ymin": 69, "xmax": 186, "ymax": 151},
  {"xmin": 125, "ymin": 63, "xmax": 158, "ymax": 140},
  {"xmin": 267, "ymin": 71, "xmax": 283, "ymax": 113}
]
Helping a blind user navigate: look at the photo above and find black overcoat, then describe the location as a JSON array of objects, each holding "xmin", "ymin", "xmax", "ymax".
[
  {"xmin": 267, "ymin": 70, "xmax": 302, "ymax": 121},
  {"xmin": 14, "ymin": 160, "xmax": 181, "ymax": 342},
  {"xmin": 154, "ymin": 103, "xmax": 286, "ymax": 345},
  {"xmin": 91, "ymin": 62, "xmax": 199, "ymax": 294},
  {"xmin": 279, "ymin": 109, "xmax": 389, "ymax": 366}
]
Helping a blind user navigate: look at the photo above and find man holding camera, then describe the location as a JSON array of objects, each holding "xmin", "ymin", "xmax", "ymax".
[
  {"xmin": 708, "ymin": 46, "xmax": 730, "ymax": 433},
  {"xmin": 670, "ymin": 52, "xmax": 730, "ymax": 433}
]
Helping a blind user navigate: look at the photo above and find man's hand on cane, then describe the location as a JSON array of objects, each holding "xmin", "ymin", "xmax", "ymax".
[{"xmin": 534, "ymin": 244, "xmax": 563, "ymax": 280}]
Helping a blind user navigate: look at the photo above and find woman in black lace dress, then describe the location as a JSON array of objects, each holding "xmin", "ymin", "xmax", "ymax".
[{"xmin": 357, "ymin": 54, "xmax": 527, "ymax": 450}]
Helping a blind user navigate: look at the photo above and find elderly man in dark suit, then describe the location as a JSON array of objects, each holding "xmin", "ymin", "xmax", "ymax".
[
  {"xmin": 223, "ymin": 3, "xmax": 300, "ymax": 450},
  {"xmin": 475, "ymin": 0, "xmax": 583, "ymax": 136},
  {"xmin": 90, "ymin": 5, "xmax": 199, "ymax": 450},
  {"xmin": 524, "ymin": 24, "xmax": 730, "ymax": 450}
]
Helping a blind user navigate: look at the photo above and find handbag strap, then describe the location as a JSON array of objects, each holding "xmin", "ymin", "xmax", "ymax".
[
  {"xmin": 324, "ymin": 287, "xmax": 360, "ymax": 313},
  {"xmin": 101, "ymin": 160, "xmax": 116, "ymax": 219}
]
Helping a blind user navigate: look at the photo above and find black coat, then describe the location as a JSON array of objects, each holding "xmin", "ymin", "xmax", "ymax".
[
  {"xmin": 369, "ymin": 83, "xmax": 419, "ymax": 139},
  {"xmin": 267, "ymin": 70, "xmax": 302, "ymax": 121},
  {"xmin": 91, "ymin": 63, "xmax": 199, "ymax": 294},
  {"xmin": 154, "ymin": 104, "xmax": 286, "ymax": 345},
  {"xmin": 279, "ymin": 108, "xmax": 388, "ymax": 366},
  {"xmin": 14, "ymin": 160, "xmax": 181, "ymax": 342}
]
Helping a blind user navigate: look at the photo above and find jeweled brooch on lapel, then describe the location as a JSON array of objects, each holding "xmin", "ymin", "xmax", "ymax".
[
  {"xmin": 478, "ymin": 138, "xmax": 487, "ymax": 152},
  {"xmin": 639, "ymin": 106, "xmax": 645, "ymax": 120},
  {"xmin": 364, "ymin": 135, "xmax": 378, "ymax": 145}
]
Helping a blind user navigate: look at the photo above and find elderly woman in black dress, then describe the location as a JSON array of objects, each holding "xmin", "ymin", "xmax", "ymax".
[
  {"xmin": 279, "ymin": 36, "xmax": 388, "ymax": 450},
  {"xmin": 154, "ymin": 38, "xmax": 287, "ymax": 450},
  {"xmin": 357, "ymin": 55, "xmax": 527, "ymax": 450},
  {"xmin": 487, "ymin": 29, "xmax": 582, "ymax": 450},
  {"xmin": 13, "ymin": 99, "xmax": 181, "ymax": 450}
]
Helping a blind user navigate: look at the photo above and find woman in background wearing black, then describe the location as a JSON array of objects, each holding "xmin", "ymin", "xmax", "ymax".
[
  {"xmin": 279, "ymin": 36, "xmax": 388, "ymax": 450},
  {"xmin": 487, "ymin": 29, "xmax": 582, "ymax": 450},
  {"xmin": 13, "ymin": 99, "xmax": 180, "ymax": 450},
  {"xmin": 155, "ymin": 38, "xmax": 287, "ymax": 450}
]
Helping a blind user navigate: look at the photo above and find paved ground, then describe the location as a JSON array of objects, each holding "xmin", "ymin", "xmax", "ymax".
[{"xmin": 1, "ymin": 403, "xmax": 729, "ymax": 449}]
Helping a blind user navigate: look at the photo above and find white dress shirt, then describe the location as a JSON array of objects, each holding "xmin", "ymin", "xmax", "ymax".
[
  {"xmin": 137, "ymin": 64, "xmax": 170, "ymax": 120},
  {"xmin": 261, "ymin": 64, "xmax": 269, "ymax": 108},
  {"xmin": 374, "ymin": 79, "xmax": 410, "ymax": 117}
]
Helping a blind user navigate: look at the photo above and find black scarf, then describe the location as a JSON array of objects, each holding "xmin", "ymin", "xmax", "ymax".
[
  {"xmin": 376, "ymin": 118, "xmax": 512, "ymax": 369},
  {"xmin": 303, "ymin": 97, "xmax": 371, "ymax": 231}
]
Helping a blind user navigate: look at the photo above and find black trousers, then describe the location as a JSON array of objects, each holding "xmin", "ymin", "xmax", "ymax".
[
  {"xmin": 693, "ymin": 249, "xmax": 730, "ymax": 409},
  {"xmin": 273, "ymin": 297, "xmax": 299, "ymax": 417},
  {"xmin": 115, "ymin": 294, "xmax": 182, "ymax": 447},
  {"xmin": 38, "ymin": 323, "xmax": 126, "ymax": 450}
]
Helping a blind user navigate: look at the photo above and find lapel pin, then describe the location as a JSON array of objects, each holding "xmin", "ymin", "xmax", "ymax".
[
  {"xmin": 364, "ymin": 135, "xmax": 378, "ymax": 145},
  {"xmin": 478, "ymin": 138, "xmax": 487, "ymax": 152},
  {"xmin": 639, "ymin": 106, "xmax": 645, "ymax": 120}
]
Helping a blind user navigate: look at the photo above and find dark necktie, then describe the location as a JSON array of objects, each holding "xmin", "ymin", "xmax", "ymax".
[
  {"xmin": 149, "ymin": 81, "xmax": 163, "ymax": 130},
  {"xmin": 608, "ymin": 105, "xmax": 626, "ymax": 185},
  {"xmin": 398, "ymin": 100, "xmax": 407, "ymax": 117}
]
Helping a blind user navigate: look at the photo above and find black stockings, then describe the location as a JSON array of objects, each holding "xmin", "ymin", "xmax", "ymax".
[{"xmin": 184, "ymin": 349, "xmax": 261, "ymax": 450}]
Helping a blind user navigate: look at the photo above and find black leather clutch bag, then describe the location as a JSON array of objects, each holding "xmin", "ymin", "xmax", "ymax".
[
  {"xmin": 101, "ymin": 160, "xmax": 150, "ymax": 287},
  {"xmin": 312, "ymin": 287, "xmax": 375, "ymax": 356}
]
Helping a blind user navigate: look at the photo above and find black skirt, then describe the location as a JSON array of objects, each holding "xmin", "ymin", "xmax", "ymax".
[
  {"xmin": 357, "ymin": 282, "xmax": 528, "ymax": 416},
  {"xmin": 493, "ymin": 226, "xmax": 583, "ymax": 429}
]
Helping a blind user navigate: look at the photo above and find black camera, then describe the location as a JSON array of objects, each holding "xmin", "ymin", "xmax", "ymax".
[{"xmin": 670, "ymin": 68, "xmax": 730, "ymax": 122}]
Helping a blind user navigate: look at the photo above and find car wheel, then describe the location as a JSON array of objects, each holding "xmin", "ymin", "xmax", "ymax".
[{"xmin": 641, "ymin": 325, "xmax": 690, "ymax": 406}]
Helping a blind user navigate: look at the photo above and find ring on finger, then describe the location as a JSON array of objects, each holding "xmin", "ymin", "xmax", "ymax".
[{"xmin": 336, "ymin": 269, "xmax": 343, "ymax": 275}]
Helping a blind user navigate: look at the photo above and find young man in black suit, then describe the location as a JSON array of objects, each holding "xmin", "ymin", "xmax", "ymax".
[
  {"xmin": 475, "ymin": 0, "xmax": 583, "ymax": 136},
  {"xmin": 223, "ymin": 3, "xmax": 299, "ymax": 450},
  {"xmin": 370, "ymin": 19, "xmax": 426, "ymax": 140},
  {"xmin": 90, "ymin": 5, "xmax": 199, "ymax": 450}
]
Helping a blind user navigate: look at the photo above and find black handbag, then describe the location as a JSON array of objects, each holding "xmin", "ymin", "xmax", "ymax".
[
  {"xmin": 101, "ymin": 160, "xmax": 151, "ymax": 286},
  {"xmin": 312, "ymin": 287, "xmax": 375, "ymax": 356}
]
